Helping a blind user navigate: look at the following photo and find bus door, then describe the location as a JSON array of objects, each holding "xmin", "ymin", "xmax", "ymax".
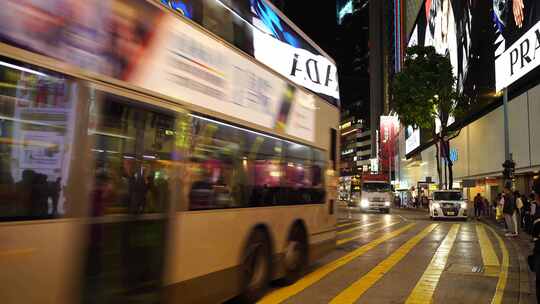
[{"xmin": 83, "ymin": 88, "xmax": 179, "ymax": 304}]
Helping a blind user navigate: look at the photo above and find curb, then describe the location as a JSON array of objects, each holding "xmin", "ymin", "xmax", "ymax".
[{"xmin": 479, "ymin": 218, "xmax": 535, "ymax": 304}]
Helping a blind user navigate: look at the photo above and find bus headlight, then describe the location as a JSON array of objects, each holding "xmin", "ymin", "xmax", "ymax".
[
  {"xmin": 433, "ymin": 203, "xmax": 441, "ymax": 209},
  {"xmin": 460, "ymin": 202, "xmax": 467, "ymax": 209},
  {"xmin": 360, "ymin": 200, "xmax": 369, "ymax": 208}
]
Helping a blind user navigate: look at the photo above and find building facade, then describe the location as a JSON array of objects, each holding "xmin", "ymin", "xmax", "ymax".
[
  {"xmin": 396, "ymin": 0, "xmax": 540, "ymax": 204},
  {"xmin": 339, "ymin": 102, "xmax": 372, "ymax": 201}
]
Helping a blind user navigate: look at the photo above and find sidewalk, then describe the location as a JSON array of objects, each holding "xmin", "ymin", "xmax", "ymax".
[{"xmin": 479, "ymin": 216, "xmax": 536, "ymax": 304}]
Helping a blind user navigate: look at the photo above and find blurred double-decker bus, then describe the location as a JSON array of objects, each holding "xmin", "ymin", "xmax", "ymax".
[{"xmin": 0, "ymin": 0, "xmax": 340, "ymax": 303}]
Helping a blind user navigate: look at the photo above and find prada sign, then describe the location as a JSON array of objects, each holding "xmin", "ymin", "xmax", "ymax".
[{"xmin": 496, "ymin": 21, "xmax": 540, "ymax": 91}]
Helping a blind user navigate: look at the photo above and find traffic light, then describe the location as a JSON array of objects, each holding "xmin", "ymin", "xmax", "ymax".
[{"xmin": 502, "ymin": 159, "xmax": 515, "ymax": 181}]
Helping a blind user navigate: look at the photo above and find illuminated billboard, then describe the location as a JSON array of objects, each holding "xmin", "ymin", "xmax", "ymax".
[
  {"xmin": 250, "ymin": 0, "xmax": 340, "ymax": 100},
  {"xmin": 404, "ymin": 0, "xmax": 506, "ymax": 156},
  {"xmin": 494, "ymin": 0, "xmax": 540, "ymax": 90},
  {"xmin": 406, "ymin": 0, "xmax": 470, "ymax": 91},
  {"xmin": 379, "ymin": 116, "xmax": 399, "ymax": 172},
  {"xmin": 405, "ymin": 126, "xmax": 420, "ymax": 155}
]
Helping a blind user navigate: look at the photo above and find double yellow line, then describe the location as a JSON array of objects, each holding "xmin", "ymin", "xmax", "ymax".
[
  {"xmin": 330, "ymin": 224, "xmax": 439, "ymax": 303},
  {"xmin": 258, "ymin": 222, "xmax": 417, "ymax": 304},
  {"xmin": 260, "ymin": 222, "xmax": 510, "ymax": 304}
]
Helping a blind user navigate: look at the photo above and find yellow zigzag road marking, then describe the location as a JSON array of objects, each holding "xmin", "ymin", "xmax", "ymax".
[
  {"xmin": 257, "ymin": 223, "xmax": 417, "ymax": 304},
  {"xmin": 329, "ymin": 224, "xmax": 438, "ymax": 304}
]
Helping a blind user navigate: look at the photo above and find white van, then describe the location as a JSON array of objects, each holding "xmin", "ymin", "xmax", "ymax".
[{"xmin": 353, "ymin": 181, "xmax": 392, "ymax": 213}]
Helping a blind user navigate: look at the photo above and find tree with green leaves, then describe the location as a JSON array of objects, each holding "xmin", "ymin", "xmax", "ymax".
[{"xmin": 392, "ymin": 45, "xmax": 468, "ymax": 189}]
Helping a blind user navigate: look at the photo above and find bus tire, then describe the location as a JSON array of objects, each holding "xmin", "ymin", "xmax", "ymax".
[
  {"xmin": 281, "ymin": 221, "xmax": 308, "ymax": 285},
  {"xmin": 238, "ymin": 228, "xmax": 272, "ymax": 303}
]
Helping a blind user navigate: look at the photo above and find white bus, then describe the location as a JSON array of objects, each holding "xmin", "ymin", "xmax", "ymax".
[{"xmin": 0, "ymin": 0, "xmax": 340, "ymax": 303}]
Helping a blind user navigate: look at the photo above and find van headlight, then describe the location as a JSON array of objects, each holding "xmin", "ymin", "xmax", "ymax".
[
  {"xmin": 460, "ymin": 202, "xmax": 467, "ymax": 209},
  {"xmin": 360, "ymin": 200, "xmax": 369, "ymax": 208},
  {"xmin": 433, "ymin": 202, "xmax": 441, "ymax": 209}
]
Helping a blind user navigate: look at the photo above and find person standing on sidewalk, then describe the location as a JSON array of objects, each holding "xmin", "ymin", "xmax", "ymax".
[
  {"xmin": 503, "ymin": 186, "xmax": 518, "ymax": 237},
  {"xmin": 474, "ymin": 193, "xmax": 483, "ymax": 218},
  {"xmin": 515, "ymin": 191, "xmax": 524, "ymax": 229},
  {"xmin": 529, "ymin": 180, "xmax": 540, "ymax": 303},
  {"xmin": 523, "ymin": 193, "xmax": 533, "ymax": 233},
  {"xmin": 483, "ymin": 197, "xmax": 491, "ymax": 217}
]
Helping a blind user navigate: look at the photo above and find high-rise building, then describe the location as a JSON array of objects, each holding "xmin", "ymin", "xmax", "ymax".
[
  {"xmin": 335, "ymin": 1, "xmax": 372, "ymax": 200},
  {"xmin": 338, "ymin": 101, "xmax": 372, "ymax": 201},
  {"xmin": 336, "ymin": 0, "xmax": 369, "ymax": 115}
]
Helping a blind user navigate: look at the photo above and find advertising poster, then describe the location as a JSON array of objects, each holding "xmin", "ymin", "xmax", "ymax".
[
  {"xmin": 405, "ymin": 0, "xmax": 497, "ymax": 156},
  {"xmin": 494, "ymin": 0, "xmax": 540, "ymax": 90},
  {"xmin": 0, "ymin": 0, "xmax": 317, "ymax": 143},
  {"xmin": 250, "ymin": 0, "xmax": 340, "ymax": 100},
  {"xmin": 379, "ymin": 116, "xmax": 399, "ymax": 172},
  {"xmin": 405, "ymin": 126, "xmax": 421, "ymax": 155}
]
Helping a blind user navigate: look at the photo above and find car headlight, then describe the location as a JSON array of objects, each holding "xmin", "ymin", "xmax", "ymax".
[
  {"xmin": 384, "ymin": 202, "xmax": 391, "ymax": 207},
  {"xmin": 433, "ymin": 203, "xmax": 441, "ymax": 209},
  {"xmin": 460, "ymin": 202, "xmax": 467, "ymax": 209},
  {"xmin": 360, "ymin": 200, "xmax": 369, "ymax": 208}
]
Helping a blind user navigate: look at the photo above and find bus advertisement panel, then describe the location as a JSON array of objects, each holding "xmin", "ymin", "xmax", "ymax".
[{"xmin": 0, "ymin": 0, "xmax": 317, "ymax": 142}]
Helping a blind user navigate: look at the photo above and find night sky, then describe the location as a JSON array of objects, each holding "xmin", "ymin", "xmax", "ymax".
[{"xmin": 278, "ymin": 1, "xmax": 338, "ymax": 58}]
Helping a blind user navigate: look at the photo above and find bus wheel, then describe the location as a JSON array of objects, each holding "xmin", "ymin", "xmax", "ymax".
[
  {"xmin": 281, "ymin": 222, "xmax": 308, "ymax": 285},
  {"xmin": 238, "ymin": 228, "xmax": 272, "ymax": 303}
]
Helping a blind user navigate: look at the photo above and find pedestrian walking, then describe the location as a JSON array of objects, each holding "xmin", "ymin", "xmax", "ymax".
[{"xmin": 503, "ymin": 186, "xmax": 518, "ymax": 237}]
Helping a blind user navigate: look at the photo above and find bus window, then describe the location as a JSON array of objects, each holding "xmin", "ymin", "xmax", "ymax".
[
  {"xmin": 88, "ymin": 93, "xmax": 176, "ymax": 215},
  {"xmin": 312, "ymin": 148, "xmax": 327, "ymax": 203},
  {"xmin": 188, "ymin": 116, "xmax": 240, "ymax": 210},
  {"xmin": 0, "ymin": 57, "xmax": 79, "ymax": 221},
  {"xmin": 186, "ymin": 115, "xmax": 327, "ymax": 210},
  {"xmin": 84, "ymin": 92, "xmax": 174, "ymax": 303}
]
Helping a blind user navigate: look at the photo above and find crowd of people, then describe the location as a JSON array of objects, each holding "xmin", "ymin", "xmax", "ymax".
[{"xmin": 473, "ymin": 187, "xmax": 538, "ymax": 238}]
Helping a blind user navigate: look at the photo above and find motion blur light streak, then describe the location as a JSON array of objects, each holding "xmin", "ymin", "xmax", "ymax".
[
  {"xmin": 0, "ymin": 61, "xmax": 48, "ymax": 77},
  {"xmin": 189, "ymin": 114, "xmax": 297, "ymax": 145}
]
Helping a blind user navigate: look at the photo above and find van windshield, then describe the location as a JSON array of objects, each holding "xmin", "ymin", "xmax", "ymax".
[
  {"xmin": 433, "ymin": 192, "xmax": 462, "ymax": 201},
  {"xmin": 362, "ymin": 183, "xmax": 391, "ymax": 192}
]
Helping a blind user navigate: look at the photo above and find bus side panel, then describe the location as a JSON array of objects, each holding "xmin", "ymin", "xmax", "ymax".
[
  {"xmin": 163, "ymin": 205, "xmax": 335, "ymax": 303},
  {"xmin": 0, "ymin": 221, "xmax": 84, "ymax": 304}
]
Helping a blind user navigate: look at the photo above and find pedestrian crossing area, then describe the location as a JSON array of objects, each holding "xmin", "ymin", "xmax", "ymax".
[{"xmin": 258, "ymin": 214, "xmax": 516, "ymax": 304}]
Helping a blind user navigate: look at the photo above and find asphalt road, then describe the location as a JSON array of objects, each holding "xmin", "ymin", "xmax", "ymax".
[{"xmin": 258, "ymin": 208, "xmax": 531, "ymax": 304}]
